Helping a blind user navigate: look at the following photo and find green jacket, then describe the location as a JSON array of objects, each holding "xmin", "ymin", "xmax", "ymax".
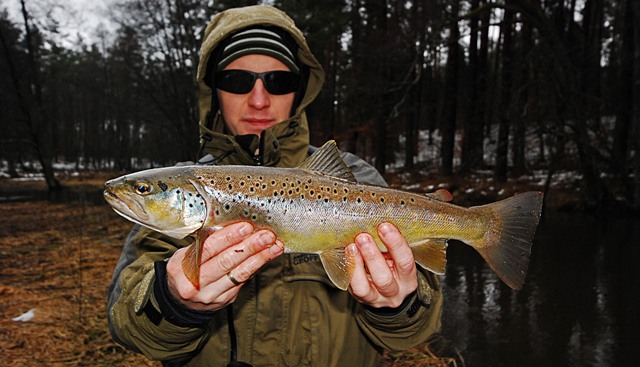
[{"xmin": 107, "ymin": 5, "xmax": 442, "ymax": 367}]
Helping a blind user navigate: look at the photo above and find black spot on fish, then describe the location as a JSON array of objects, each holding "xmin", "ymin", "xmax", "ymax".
[{"xmin": 158, "ymin": 181, "xmax": 168, "ymax": 191}]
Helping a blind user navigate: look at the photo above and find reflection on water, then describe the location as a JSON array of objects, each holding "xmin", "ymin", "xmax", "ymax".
[{"xmin": 440, "ymin": 210, "xmax": 640, "ymax": 366}]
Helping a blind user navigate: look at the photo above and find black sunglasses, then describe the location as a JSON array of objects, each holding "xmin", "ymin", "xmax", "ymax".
[{"xmin": 214, "ymin": 70, "xmax": 300, "ymax": 95}]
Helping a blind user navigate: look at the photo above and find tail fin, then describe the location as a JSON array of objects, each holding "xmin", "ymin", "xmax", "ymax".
[{"xmin": 469, "ymin": 191, "xmax": 544, "ymax": 290}]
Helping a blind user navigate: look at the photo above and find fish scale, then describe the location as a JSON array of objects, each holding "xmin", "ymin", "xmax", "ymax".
[{"xmin": 104, "ymin": 140, "xmax": 544, "ymax": 291}]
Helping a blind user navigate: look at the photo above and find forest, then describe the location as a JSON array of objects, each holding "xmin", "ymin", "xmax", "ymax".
[{"xmin": 1, "ymin": 0, "xmax": 640, "ymax": 209}]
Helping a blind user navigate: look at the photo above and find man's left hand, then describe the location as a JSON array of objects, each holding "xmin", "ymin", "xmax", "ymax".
[{"xmin": 347, "ymin": 222, "xmax": 418, "ymax": 308}]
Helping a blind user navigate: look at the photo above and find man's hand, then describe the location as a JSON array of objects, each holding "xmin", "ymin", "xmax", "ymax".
[
  {"xmin": 166, "ymin": 222, "xmax": 284, "ymax": 311},
  {"xmin": 348, "ymin": 222, "xmax": 418, "ymax": 308}
]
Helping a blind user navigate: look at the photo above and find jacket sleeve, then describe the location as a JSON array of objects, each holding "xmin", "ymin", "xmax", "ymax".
[
  {"xmin": 354, "ymin": 269, "xmax": 443, "ymax": 351},
  {"xmin": 106, "ymin": 225, "xmax": 215, "ymax": 362}
]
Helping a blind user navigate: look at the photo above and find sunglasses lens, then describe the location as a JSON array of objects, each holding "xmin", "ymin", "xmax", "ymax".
[
  {"xmin": 262, "ymin": 71, "xmax": 300, "ymax": 95},
  {"xmin": 215, "ymin": 70, "xmax": 254, "ymax": 94},
  {"xmin": 215, "ymin": 70, "xmax": 299, "ymax": 95}
]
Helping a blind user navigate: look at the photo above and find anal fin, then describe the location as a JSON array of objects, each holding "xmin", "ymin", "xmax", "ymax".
[
  {"xmin": 319, "ymin": 247, "xmax": 356, "ymax": 291},
  {"xmin": 410, "ymin": 239, "xmax": 448, "ymax": 275}
]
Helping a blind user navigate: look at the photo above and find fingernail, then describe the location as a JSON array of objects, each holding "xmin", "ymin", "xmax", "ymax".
[
  {"xmin": 378, "ymin": 222, "xmax": 394, "ymax": 236},
  {"xmin": 239, "ymin": 223, "xmax": 252, "ymax": 237},
  {"xmin": 258, "ymin": 231, "xmax": 275, "ymax": 247},
  {"xmin": 269, "ymin": 241, "xmax": 283, "ymax": 255},
  {"xmin": 348, "ymin": 243, "xmax": 358, "ymax": 256},
  {"xmin": 356, "ymin": 233, "xmax": 374, "ymax": 247}
]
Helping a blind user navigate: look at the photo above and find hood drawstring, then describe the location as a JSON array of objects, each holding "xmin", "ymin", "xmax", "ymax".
[{"xmin": 253, "ymin": 131, "xmax": 266, "ymax": 166}]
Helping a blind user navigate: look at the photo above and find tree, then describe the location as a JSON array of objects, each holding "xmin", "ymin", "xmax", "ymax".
[
  {"xmin": 1, "ymin": 0, "xmax": 60, "ymax": 190},
  {"xmin": 440, "ymin": 0, "xmax": 461, "ymax": 176}
]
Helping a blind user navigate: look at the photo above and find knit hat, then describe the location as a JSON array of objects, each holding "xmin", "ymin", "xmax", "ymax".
[{"xmin": 217, "ymin": 27, "xmax": 300, "ymax": 73}]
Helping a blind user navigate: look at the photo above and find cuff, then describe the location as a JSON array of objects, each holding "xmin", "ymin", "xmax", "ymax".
[{"xmin": 148, "ymin": 260, "xmax": 217, "ymax": 328}]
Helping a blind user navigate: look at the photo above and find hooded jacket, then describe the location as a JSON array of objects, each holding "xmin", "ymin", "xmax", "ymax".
[{"xmin": 107, "ymin": 5, "xmax": 442, "ymax": 367}]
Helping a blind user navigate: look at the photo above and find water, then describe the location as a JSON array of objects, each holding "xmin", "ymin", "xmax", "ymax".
[{"xmin": 439, "ymin": 210, "xmax": 640, "ymax": 367}]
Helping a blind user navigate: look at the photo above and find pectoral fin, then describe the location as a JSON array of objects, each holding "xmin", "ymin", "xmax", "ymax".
[
  {"xmin": 181, "ymin": 227, "xmax": 215, "ymax": 290},
  {"xmin": 319, "ymin": 247, "xmax": 356, "ymax": 291},
  {"xmin": 410, "ymin": 239, "xmax": 448, "ymax": 275}
]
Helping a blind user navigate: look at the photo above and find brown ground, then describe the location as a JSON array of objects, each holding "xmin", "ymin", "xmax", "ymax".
[{"xmin": 1, "ymin": 170, "xmax": 572, "ymax": 366}]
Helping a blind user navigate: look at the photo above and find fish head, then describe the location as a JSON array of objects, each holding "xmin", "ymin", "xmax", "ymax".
[{"xmin": 103, "ymin": 167, "xmax": 208, "ymax": 239}]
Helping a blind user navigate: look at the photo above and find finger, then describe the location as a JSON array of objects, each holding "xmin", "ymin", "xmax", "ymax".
[
  {"xmin": 199, "ymin": 230, "xmax": 277, "ymax": 285},
  {"xmin": 378, "ymin": 222, "xmax": 416, "ymax": 277},
  {"xmin": 200, "ymin": 222, "xmax": 253, "ymax": 263},
  {"xmin": 226, "ymin": 239, "xmax": 284, "ymax": 285},
  {"xmin": 347, "ymin": 243, "xmax": 375, "ymax": 300},
  {"xmin": 355, "ymin": 232, "xmax": 398, "ymax": 297}
]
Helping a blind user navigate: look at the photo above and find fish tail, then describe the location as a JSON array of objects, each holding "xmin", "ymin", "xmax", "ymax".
[{"xmin": 468, "ymin": 191, "xmax": 544, "ymax": 290}]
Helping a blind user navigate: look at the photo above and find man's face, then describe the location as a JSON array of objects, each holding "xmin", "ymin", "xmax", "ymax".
[{"xmin": 217, "ymin": 54, "xmax": 296, "ymax": 136}]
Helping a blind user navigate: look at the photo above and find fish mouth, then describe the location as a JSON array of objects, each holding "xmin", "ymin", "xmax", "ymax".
[{"xmin": 103, "ymin": 189, "xmax": 149, "ymax": 222}]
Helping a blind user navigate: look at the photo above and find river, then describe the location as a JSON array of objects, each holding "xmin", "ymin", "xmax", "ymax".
[{"xmin": 439, "ymin": 209, "xmax": 640, "ymax": 366}]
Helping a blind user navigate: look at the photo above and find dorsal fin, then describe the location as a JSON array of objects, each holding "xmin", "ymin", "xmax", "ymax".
[{"xmin": 298, "ymin": 140, "xmax": 357, "ymax": 182}]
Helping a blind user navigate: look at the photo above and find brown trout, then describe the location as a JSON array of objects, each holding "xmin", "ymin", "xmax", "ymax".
[{"xmin": 104, "ymin": 141, "xmax": 543, "ymax": 291}]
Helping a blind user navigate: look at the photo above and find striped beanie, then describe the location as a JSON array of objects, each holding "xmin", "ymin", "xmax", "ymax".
[{"xmin": 217, "ymin": 27, "xmax": 299, "ymax": 73}]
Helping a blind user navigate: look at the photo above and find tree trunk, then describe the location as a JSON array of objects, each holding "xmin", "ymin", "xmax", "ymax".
[
  {"xmin": 440, "ymin": 0, "xmax": 461, "ymax": 176},
  {"xmin": 630, "ymin": 0, "xmax": 640, "ymax": 208},
  {"xmin": 613, "ymin": 0, "xmax": 633, "ymax": 186},
  {"xmin": 461, "ymin": 0, "xmax": 485, "ymax": 172},
  {"xmin": 494, "ymin": 1, "xmax": 515, "ymax": 183},
  {"xmin": 0, "ymin": 1, "xmax": 60, "ymax": 190}
]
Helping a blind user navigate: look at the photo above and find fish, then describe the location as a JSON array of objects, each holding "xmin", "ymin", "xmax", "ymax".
[{"xmin": 104, "ymin": 140, "xmax": 544, "ymax": 291}]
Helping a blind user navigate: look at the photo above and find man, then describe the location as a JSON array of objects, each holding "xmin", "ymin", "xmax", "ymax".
[{"xmin": 107, "ymin": 5, "xmax": 442, "ymax": 367}]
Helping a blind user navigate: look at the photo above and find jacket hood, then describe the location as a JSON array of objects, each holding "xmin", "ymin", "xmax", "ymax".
[{"xmin": 196, "ymin": 5, "xmax": 325, "ymax": 168}]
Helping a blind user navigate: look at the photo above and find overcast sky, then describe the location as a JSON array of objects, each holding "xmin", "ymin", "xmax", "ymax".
[{"xmin": 5, "ymin": 0, "xmax": 117, "ymax": 47}]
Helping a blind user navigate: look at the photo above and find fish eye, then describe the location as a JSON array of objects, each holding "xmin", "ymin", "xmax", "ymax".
[{"xmin": 134, "ymin": 182, "xmax": 152, "ymax": 195}]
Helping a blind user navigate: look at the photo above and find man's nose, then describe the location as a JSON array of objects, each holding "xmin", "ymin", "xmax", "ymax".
[{"xmin": 248, "ymin": 79, "xmax": 271, "ymax": 109}]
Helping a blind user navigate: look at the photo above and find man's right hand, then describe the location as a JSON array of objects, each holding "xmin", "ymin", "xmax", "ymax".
[{"xmin": 166, "ymin": 222, "xmax": 284, "ymax": 311}]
